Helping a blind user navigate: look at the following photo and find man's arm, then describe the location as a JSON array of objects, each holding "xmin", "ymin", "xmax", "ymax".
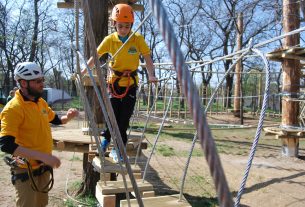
[{"xmin": 0, "ymin": 136, "xmax": 61, "ymax": 168}]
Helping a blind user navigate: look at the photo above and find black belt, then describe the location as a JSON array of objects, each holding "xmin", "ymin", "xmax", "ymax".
[{"xmin": 11, "ymin": 164, "xmax": 54, "ymax": 193}]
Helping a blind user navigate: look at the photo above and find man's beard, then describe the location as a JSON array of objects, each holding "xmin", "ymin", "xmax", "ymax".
[{"xmin": 27, "ymin": 86, "xmax": 43, "ymax": 100}]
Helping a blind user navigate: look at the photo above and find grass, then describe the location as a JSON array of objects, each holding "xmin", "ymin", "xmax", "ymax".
[
  {"xmin": 64, "ymin": 181, "xmax": 98, "ymax": 207},
  {"xmin": 156, "ymin": 144, "xmax": 175, "ymax": 157}
]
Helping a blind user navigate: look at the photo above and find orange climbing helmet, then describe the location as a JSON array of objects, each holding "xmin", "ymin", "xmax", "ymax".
[{"xmin": 111, "ymin": 4, "xmax": 134, "ymax": 23}]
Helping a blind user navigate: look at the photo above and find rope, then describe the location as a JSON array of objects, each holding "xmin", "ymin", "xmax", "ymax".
[
  {"xmin": 188, "ymin": 26, "xmax": 305, "ymax": 72},
  {"xmin": 80, "ymin": 1, "xmax": 144, "ymax": 206},
  {"xmin": 73, "ymin": 0, "xmax": 107, "ymax": 185},
  {"xmin": 148, "ymin": 0, "xmax": 233, "ymax": 206},
  {"xmin": 234, "ymin": 48, "xmax": 271, "ymax": 206},
  {"xmin": 133, "ymin": 77, "xmax": 172, "ymax": 166},
  {"xmin": 142, "ymin": 77, "xmax": 174, "ymax": 182},
  {"xmin": 179, "ymin": 42, "xmax": 252, "ymax": 201}
]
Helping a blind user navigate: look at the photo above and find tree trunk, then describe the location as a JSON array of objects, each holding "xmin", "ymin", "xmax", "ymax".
[
  {"xmin": 281, "ymin": 0, "xmax": 300, "ymax": 157},
  {"xmin": 233, "ymin": 13, "xmax": 243, "ymax": 117},
  {"xmin": 78, "ymin": 0, "xmax": 108, "ymax": 196}
]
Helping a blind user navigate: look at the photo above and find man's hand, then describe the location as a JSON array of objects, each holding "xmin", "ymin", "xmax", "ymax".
[
  {"xmin": 41, "ymin": 154, "xmax": 61, "ymax": 168},
  {"xmin": 66, "ymin": 108, "xmax": 79, "ymax": 120},
  {"xmin": 60, "ymin": 108, "xmax": 79, "ymax": 124}
]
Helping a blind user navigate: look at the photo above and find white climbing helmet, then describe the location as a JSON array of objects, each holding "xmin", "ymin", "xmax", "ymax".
[{"xmin": 14, "ymin": 62, "xmax": 44, "ymax": 81}]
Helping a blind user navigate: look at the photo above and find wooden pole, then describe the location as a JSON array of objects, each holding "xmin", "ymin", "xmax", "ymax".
[
  {"xmin": 282, "ymin": 0, "xmax": 300, "ymax": 157},
  {"xmin": 233, "ymin": 12, "xmax": 243, "ymax": 117}
]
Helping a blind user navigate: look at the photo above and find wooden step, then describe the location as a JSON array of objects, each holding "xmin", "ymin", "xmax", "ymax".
[
  {"xmin": 92, "ymin": 157, "xmax": 127, "ymax": 174},
  {"xmin": 96, "ymin": 180, "xmax": 153, "ymax": 195},
  {"xmin": 92, "ymin": 156, "xmax": 142, "ymax": 174},
  {"xmin": 120, "ymin": 194, "xmax": 192, "ymax": 207},
  {"xmin": 95, "ymin": 180, "xmax": 154, "ymax": 207}
]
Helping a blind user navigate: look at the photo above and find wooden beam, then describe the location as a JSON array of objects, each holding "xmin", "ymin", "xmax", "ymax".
[
  {"xmin": 120, "ymin": 194, "xmax": 192, "ymax": 207},
  {"xmin": 57, "ymin": 1, "xmax": 144, "ymax": 11}
]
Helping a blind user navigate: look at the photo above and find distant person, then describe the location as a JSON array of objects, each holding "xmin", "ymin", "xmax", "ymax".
[
  {"xmin": 6, "ymin": 90, "xmax": 15, "ymax": 103},
  {"xmin": 0, "ymin": 62, "xmax": 79, "ymax": 207},
  {"xmin": 81, "ymin": 4, "xmax": 158, "ymax": 163}
]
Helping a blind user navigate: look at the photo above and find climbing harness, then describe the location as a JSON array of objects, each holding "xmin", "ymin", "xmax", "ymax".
[
  {"xmin": 108, "ymin": 69, "xmax": 138, "ymax": 98},
  {"xmin": 4, "ymin": 156, "xmax": 54, "ymax": 193}
]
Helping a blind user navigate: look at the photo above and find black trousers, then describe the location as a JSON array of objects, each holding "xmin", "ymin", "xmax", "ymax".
[{"xmin": 102, "ymin": 86, "xmax": 137, "ymax": 146}]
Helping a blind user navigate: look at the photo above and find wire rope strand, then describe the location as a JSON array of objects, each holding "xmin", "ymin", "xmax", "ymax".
[
  {"xmin": 73, "ymin": 0, "xmax": 107, "ymax": 187},
  {"xmin": 142, "ymin": 77, "xmax": 174, "ymax": 182},
  {"xmin": 179, "ymin": 46, "xmax": 251, "ymax": 201},
  {"xmin": 80, "ymin": 1, "xmax": 143, "ymax": 206},
  {"xmin": 234, "ymin": 48, "xmax": 271, "ymax": 206},
  {"xmin": 148, "ymin": 0, "xmax": 233, "ymax": 206}
]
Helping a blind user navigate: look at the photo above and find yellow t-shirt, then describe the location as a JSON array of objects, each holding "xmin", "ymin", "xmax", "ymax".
[
  {"xmin": 97, "ymin": 31, "xmax": 151, "ymax": 87},
  {"xmin": 0, "ymin": 90, "xmax": 55, "ymax": 156}
]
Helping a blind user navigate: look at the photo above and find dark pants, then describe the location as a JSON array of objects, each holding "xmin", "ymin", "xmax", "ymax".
[{"xmin": 102, "ymin": 86, "xmax": 137, "ymax": 146}]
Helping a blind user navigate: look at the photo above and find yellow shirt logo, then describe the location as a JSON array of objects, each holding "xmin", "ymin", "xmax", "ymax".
[{"xmin": 128, "ymin": 46, "xmax": 137, "ymax": 54}]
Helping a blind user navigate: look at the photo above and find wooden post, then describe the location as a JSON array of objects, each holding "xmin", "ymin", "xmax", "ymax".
[
  {"xmin": 282, "ymin": 0, "xmax": 300, "ymax": 157},
  {"xmin": 233, "ymin": 12, "xmax": 243, "ymax": 117}
]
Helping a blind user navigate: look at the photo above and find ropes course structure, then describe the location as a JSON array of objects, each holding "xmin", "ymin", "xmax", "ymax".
[
  {"xmin": 148, "ymin": 0, "xmax": 233, "ymax": 206},
  {"xmin": 60, "ymin": 0, "xmax": 305, "ymax": 206}
]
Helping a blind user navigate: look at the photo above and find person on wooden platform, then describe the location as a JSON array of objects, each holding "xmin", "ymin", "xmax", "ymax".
[
  {"xmin": 81, "ymin": 4, "xmax": 158, "ymax": 163},
  {"xmin": 0, "ymin": 62, "xmax": 79, "ymax": 207}
]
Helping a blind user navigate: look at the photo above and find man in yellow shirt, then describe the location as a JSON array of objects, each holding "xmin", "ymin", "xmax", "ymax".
[
  {"xmin": 82, "ymin": 4, "xmax": 158, "ymax": 163},
  {"xmin": 0, "ymin": 62, "xmax": 78, "ymax": 207}
]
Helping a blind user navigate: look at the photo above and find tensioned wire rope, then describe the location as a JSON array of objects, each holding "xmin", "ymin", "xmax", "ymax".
[
  {"xmin": 131, "ymin": 76, "xmax": 174, "ymax": 167},
  {"xmin": 130, "ymin": 75, "xmax": 174, "ymax": 167},
  {"xmin": 148, "ymin": 0, "xmax": 233, "ymax": 206},
  {"xmin": 61, "ymin": 1, "xmax": 106, "ymax": 206},
  {"xmin": 142, "ymin": 76, "xmax": 175, "ymax": 182},
  {"xmin": 179, "ymin": 42, "xmax": 253, "ymax": 201},
  {"xmin": 76, "ymin": 1, "xmax": 159, "ymax": 206},
  {"xmin": 234, "ymin": 48, "xmax": 271, "ymax": 207}
]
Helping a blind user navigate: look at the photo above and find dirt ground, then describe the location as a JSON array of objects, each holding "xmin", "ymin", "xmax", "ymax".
[{"xmin": 1, "ymin": 112, "xmax": 305, "ymax": 207}]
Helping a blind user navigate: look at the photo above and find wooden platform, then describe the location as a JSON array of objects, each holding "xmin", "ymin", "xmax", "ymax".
[
  {"xmin": 120, "ymin": 194, "xmax": 192, "ymax": 207},
  {"xmin": 52, "ymin": 128, "xmax": 146, "ymax": 153},
  {"xmin": 263, "ymin": 126, "xmax": 305, "ymax": 139},
  {"xmin": 266, "ymin": 47, "xmax": 305, "ymax": 62}
]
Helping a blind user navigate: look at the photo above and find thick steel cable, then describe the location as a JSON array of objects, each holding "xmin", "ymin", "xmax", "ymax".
[
  {"xmin": 189, "ymin": 26, "xmax": 305, "ymax": 72},
  {"xmin": 76, "ymin": 50, "xmax": 131, "ymax": 206},
  {"xmin": 179, "ymin": 46, "xmax": 252, "ymax": 201},
  {"xmin": 234, "ymin": 48, "xmax": 271, "ymax": 207},
  {"xmin": 148, "ymin": 1, "xmax": 233, "ymax": 206},
  {"xmin": 81, "ymin": 1, "xmax": 142, "ymax": 206},
  {"xmin": 142, "ymin": 77, "xmax": 174, "ymax": 182},
  {"xmin": 73, "ymin": 0, "xmax": 107, "ymax": 185},
  {"xmin": 133, "ymin": 77, "xmax": 172, "ymax": 166}
]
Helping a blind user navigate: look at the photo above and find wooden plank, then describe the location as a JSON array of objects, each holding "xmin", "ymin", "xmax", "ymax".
[
  {"xmin": 57, "ymin": 1, "xmax": 81, "ymax": 9},
  {"xmin": 52, "ymin": 128, "xmax": 95, "ymax": 144},
  {"xmin": 120, "ymin": 194, "xmax": 192, "ymax": 207},
  {"xmin": 53, "ymin": 141, "xmax": 89, "ymax": 152},
  {"xmin": 96, "ymin": 180, "xmax": 153, "ymax": 195},
  {"xmin": 96, "ymin": 186, "xmax": 116, "ymax": 207},
  {"xmin": 92, "ymin": 157, "xmax": 127, "ymax": 174},
  {"xmin": 58, "ymin": 1, "xmax": 144, "ymax": 11}
]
